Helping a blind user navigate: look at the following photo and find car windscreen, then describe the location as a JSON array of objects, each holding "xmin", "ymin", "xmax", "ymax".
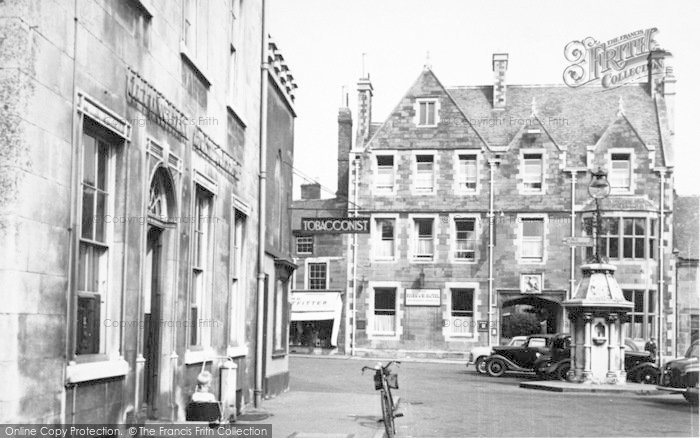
[{"xmin": 528, "ymin": 338, "xmax": 546, "ymax": 348}]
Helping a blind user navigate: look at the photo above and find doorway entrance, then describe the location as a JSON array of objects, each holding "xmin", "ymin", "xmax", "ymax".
[
  {"xmin": 143, "ymin": 226, "xmax": 163, "ymax": 418},
  {"xmin": 500, "ymin": 295, "xmax": 563, "ymax": 341}
]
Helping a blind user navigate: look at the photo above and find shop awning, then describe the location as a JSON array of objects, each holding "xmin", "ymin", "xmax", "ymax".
[{"xmin": 290, "ymin": 291, "xmax": 343, "ymax": 346}]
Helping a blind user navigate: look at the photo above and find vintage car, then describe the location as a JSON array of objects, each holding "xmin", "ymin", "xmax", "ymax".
[
  {"xmin": 535, "ymin": 335, "xmax": 659, "ymax": 383},
  {"xmin": 658, "ymin": 341, "xmax": 699, "ymax": 405},
  {"xmin": 485, "ymin": 334, "xmax": 555, "ymax": 377},
  {"xmin": 467, "ymin": 336, "xmax": 527, "ymax": 374}
]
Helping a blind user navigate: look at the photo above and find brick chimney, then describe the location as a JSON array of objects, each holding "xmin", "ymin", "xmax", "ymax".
[
  {"xmin": 301, "ymin": 183, "xmax": 321, "ymax": 200},
  {"xmin": 337, "ymin": 106, "xmax": 353, "ymax": 198},
  {"xmin": 647, "ymin": 49, "xmax": 671, "ymax": 97},
  {"xmin": 492, "ymin": 53, "xmax": 508, "ymax": 109},
  {"xmin": 356, "ymin": 75, "xmax": 373, "ymax": 145},
  {"xmin": 662, "ymin": 66, "xmax": 676, "ymax": 132}
]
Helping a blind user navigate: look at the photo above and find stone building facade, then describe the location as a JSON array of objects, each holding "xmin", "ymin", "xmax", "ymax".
[
  {"xmin": 342, "ymin": 52, "xmax": 677, "ymax": 359},
  {"xmin": 673, "ymin": 194, "xmax": 699, "ymax": 356},
  {"xmin": 0, "ymin": 0, "xmax": 296, "ymax": 423}
]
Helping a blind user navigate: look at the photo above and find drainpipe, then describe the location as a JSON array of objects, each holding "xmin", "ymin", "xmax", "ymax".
[
  {"xmin": 64, "ymin": 0, "xmax": 80, "ymax": 423},
  {"xmin": 351, "ymin": 155, "xmax": 359, "ymax": 356},
  {"xmin": 656, "ymin": 168, "xmax": 666, "ymax": 366},
  {"xmin": 487, "ymin": 158, "xmax": 499, "ymax": 347},
  {"xmin": 255, "ymin": 0, "xmax": 269, "ymax": 408},
  {"xmin": 569, "ymin": 171, "xmax": 577, "ymax": 301}
]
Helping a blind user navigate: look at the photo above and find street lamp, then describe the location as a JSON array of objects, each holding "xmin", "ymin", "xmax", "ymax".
[{"xmin": 587, "ymin": 167, "xmax": 611, "ymax": 263}]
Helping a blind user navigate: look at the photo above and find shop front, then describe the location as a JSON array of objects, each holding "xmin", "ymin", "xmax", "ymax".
[{"xmin": 289, "ymin": 290, "xmax": 343, "ymax": 352}]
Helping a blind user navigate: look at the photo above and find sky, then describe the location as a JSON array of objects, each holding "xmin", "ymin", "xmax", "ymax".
[{"xmin": 269, "ymin": 0, "xmax": 700, "ymax": 198}]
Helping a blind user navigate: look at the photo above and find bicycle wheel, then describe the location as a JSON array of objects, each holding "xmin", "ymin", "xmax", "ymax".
[{"xmin": 380, "ymin": 390, "xmax": 395, "ymax": 438}]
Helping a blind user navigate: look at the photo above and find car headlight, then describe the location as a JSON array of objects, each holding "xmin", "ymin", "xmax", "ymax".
[{"xmin": 535, "ymin": 352, "xmax": 541, "ymax": 358}]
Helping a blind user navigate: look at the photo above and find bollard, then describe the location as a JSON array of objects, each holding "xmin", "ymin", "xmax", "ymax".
[{"xmin": 220, "ymin": 359, "xmax": 238, "ymax": 422}]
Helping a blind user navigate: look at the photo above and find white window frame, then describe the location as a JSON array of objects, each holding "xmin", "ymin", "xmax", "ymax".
[
  {"xmin": 607, "ymin": 148, "xmax": 635, "ymax": 195},
  {"xmin": 367, "ymin": 281, "xmax": 403, "ymax": 340},
  {"xmin": 411, "ymin": 150, "xmax": 436, "ymax": 195},
  {"xmin": 76, "ymin": 129, "xmax": 117, "ymax": 357},
  {"xmin": 295, "ymin": 235, "xmax": 314, "ymax": 255},
  {"xmin": 519, "ymin": 149, "xmax": 546, "ymax": 195},
  {"xmin": 228, "ymin": 206, "xmax": 248, "ymax": 356},
  {"xmin": 581, "ymin": 212, "xmax": 656, "ymax": 263},
  {"xmin": 454, "ymin": 150, "xmax": 479, "ymax": 194},
  {"xmin": 443, "ymin": 282, "xmax": 480, "ymax": 340},
  {"xmin": 415, "ymin": 98, "xmax": 440, "ymax": 127},
  {"xmin": 371, "ymin": 214, "xmax": 399, "ymax": 262},
  {"xmin": 304, "ymin": 257, "xmax": 330, "ymax": 290},
  {"xmin": 409, "ymin": 214, "xmax": 438, "ymax": 263},
  {"xmin": 374, "ymin": 152, "xmax": 397, "ymax": 194},
  {"xmin": 449, "ymin": 214, "xmax": 479, "ymax": 263},
  {"xmin": 517, "ymin": 214, "xmax": 547, "ymax": 264},
  {"xmin": 189, "ymin": 183, "xmax": 215, "ymax": 349}
]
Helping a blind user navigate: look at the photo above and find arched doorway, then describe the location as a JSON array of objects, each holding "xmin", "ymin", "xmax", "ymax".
[
  {"xmin": 143, "ymin": 165, "xmax": 177, "ymax": 419},
  {"xmin": 500, "ymin": 295, "xmax": 563, "ymax": 340}
]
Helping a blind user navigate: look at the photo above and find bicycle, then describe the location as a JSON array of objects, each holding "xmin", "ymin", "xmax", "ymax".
[{"xmin": 362, "ymin": 361, "xmax": 402, "ymax": 437}]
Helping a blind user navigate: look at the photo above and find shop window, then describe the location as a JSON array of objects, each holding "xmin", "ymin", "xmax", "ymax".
[
  {"xmin": 623, "ymin": 289, "xmax": 657, "ymax": 339},
  {"xmin": 373, "ymin": 288, "xmax": 396, "ymax": 334},
  {"xmin": 273, "ymin": 276, "xmax": 288, "ymax": 353}
]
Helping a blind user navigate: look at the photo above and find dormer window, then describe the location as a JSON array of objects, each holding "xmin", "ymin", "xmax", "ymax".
[
  {"xmin": 522, "ymin": 153, "xmax": 543, "ymax": 192},
  {"xmin": 610, "ymin": 153, "xmax": 631, "ymax": 191},
  {"xmin": 416, "ymin": 99, "xmax": 439, "ymax": 126}
]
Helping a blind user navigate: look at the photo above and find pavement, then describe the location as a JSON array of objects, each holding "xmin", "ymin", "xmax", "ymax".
[
  {"xmin": 520, "ymin": 380, "xmax": 662, "ymax": 394},
  {"xmin": 236, "ymin": 356, "xmax": 699, "ymax": 438}
]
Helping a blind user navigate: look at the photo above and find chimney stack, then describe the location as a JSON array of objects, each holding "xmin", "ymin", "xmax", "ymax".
[
  {"xmin": 662, "ymin": 65, "xmax": 676, "ymax": 132},
  {"xmin": 356, "ymin": 75, "xmax": 373, "ymax": 146},
  {"xmin": 647, "ymin": 49, "xmax": 671, "ymax": 97},
  {"xmin": 492, "ymin": 53, "xmax": 508, "ymax": 109},
  {"xmin": 301, "ymin": 183, "xmax": 321, "ymax": 200},
  {"xmin": 337, "ymin": 106, "xmax": 353, "ymax": 198}
]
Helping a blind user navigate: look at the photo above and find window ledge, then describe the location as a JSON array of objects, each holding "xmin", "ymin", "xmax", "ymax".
[
  {"xmin": 226, "ymin": 345, "xmax": 248, "ymax": 358},
  {"xmin": 184, "ymin": 347, "xmax": 217, "ymax": 365},
  {"xmin": 179, "ymin": 42, "xmax": 212, "ymax": 87},
  {"xmin": 66, "ymin": 358, "xmax": 129, "ymax": 383}
]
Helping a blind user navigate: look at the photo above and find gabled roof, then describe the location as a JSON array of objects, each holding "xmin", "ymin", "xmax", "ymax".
[{"xmin": 446, "ymin": 83, "xmax": 668, "ymax": 166}]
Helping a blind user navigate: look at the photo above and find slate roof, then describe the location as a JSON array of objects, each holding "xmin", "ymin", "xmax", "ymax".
[
  {"xmin": 446, "ymin": 83, "xmax": 669, "ymax": 167},
  {"xmin": 673, "ymin": 195, "xmax": 699, "ymax": 260}
]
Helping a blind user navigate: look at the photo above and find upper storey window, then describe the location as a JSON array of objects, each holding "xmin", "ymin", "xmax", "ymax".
[
  {"xmin": 416, "ymin": 99, "xmax": 439, "ymax": 127},
  {"xmin": 610, "ymin": 152, "xmax": 632, "ymax": 192}
]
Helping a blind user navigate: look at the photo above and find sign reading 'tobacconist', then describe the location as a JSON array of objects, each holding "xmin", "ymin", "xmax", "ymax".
[{"xmin": 300, "ymin": 217, "xmax": 370, "ymax": 234}]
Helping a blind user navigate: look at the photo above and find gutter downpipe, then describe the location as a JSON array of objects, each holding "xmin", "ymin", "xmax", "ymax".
[
  {"xmin": 569, "ymin": 171, "xmax": 577, "ymax": 301},
  {"xmin": 487, "ymin": 159, "xmax": 496, "ymax": 347},
  {"xmin": 657, "ymin": 169, "xmax": 666, "ymax": 367},
  {"xmin": 351, "ymin": 155, "xmax": 359, "ymax": 356},
  {"xmin": 64, "ymin": 0, "xmax": 80, "ymax": 424},
  {"xmin": 255, "ymin": 0, "xmax": 269, "ymax": 408}
]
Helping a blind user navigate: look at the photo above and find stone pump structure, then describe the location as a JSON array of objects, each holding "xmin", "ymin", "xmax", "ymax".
[{"xmin": 563, "ymin": 263, "xmax": 634, "ymax": 384}]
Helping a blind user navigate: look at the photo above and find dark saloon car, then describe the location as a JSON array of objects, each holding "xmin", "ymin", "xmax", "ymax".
[
  {"xmin": 535, "ymin": 335, "xmax": 659, "ymax": 383},
  {"xmin": 485, "ymin": 334, "xmax": 555, "ymax": 377},
  {"xmin": 658, "ymin": 341, "xmax": 699, "ymax": 404}
]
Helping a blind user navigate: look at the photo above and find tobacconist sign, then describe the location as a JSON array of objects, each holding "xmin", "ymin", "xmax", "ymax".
[{"xmin": 300, "ymin": 217, "xmax": 370, "ymax": 234}]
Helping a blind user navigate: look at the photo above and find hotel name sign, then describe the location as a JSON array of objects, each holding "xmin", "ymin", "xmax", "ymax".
[{"xmin": 126, "ymin": 68, "xmax": 239, "ymax": 179}]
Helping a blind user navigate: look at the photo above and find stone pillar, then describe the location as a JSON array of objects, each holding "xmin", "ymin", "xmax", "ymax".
[
  {"xmin": 606, "ymin": 314, "xmax": 620, "ymax": 383},
  {"xmin": 568, "ymin": 313, "xmax": 578, "ymax": 381},
  {"xmin": 583, "ymin": 313, "xmax": 593, "ymax": 382},
  {"xmin": 618, "ymin": 315, "xmax": 627, "ymax": 381}
]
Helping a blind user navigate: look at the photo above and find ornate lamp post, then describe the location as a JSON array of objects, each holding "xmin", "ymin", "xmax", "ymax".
[{"xmin": 587, "ymin": 168, "xmax": 611, "ymax": 263}]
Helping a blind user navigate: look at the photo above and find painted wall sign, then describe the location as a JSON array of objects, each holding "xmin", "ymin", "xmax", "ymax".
[
  {"xmin": 300, "ymin": 217, "xmax": 370, "ymax": 234},
  {"xmin": 520, "ymin": 273, "xmax": 543, "ymax": 294},
  {"xmin": 405, "ymin": 289, "xmax": 441, "ymax": 306}
]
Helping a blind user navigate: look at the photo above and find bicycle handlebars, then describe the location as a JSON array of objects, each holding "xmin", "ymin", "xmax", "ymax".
[{"xmin": 361, "ymin": 361, "xmax": 401, "ymax": 373}]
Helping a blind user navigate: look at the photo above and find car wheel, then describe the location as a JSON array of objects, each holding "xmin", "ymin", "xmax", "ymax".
[
  {"xmin": 475, "ymin": 357, "xmax": 487, "ymax": 374},
  {"xmin": 556, "ymin": 363, "xmax": 570, "ymax": 381},
  {"xmin": 487, "ymin": 358, "xmax": 507, "ymax": 377},
  {"xmin": 635, "ymin": 367, "xmax": 659, "ymax": 385}
]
